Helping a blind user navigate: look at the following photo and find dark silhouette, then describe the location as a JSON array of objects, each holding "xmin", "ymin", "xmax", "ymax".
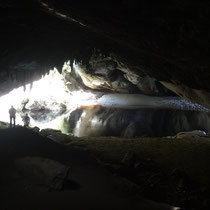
[
  {"xmin": 9, "ymin": 105, "xmax": 16, "ymax": 127},
  {"xmin": 22, "ymin": 113, "xmax": 30, "ymax": 127}
]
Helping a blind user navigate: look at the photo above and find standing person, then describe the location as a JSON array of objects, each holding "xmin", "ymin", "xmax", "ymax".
[
  {"xmin": 22, "ymin": 113, "xmax": 30, "ymax": 127},
  {"xmin": 9, "ymin": 105, "xmax": 16, "ymax": 127}
]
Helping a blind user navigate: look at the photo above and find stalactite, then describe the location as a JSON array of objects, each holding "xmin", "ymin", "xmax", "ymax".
[{"xmin": 70, "ymin": 58, "xmax": 73, "ymax": 72}]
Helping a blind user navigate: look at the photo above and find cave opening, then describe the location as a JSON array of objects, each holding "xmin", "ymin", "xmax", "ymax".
[
  {"xmin": 0, "ymin": 60, "xmax": 209, "ymax": 138},
  {"xmin": 0, "ymin": 64, "xmax": 97, "ymax": 130}
]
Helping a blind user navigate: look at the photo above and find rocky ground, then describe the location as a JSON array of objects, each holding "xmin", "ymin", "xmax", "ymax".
[{"xmin": 1, "ymin": 123, "xmax": 210, "ymax": 209}]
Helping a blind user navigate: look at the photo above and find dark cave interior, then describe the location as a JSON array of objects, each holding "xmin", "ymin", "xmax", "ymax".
[{"xmin": 1, "ymin": 0, "xmax": 210, "ymax": 209}]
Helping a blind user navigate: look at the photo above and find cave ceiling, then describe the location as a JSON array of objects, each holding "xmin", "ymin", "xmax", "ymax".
[{"xmin": 0, "ymin": 0, "xmax": 210, "ymax": 107}]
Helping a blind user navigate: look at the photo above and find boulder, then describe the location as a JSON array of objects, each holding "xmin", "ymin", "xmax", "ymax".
[{"xmin": 14, "ymin": 156, "xmax": 71, "ymax": 190}]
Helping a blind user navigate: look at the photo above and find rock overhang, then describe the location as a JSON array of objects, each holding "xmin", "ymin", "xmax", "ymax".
[{"xmin": 0, "ymin": 0, "xmax": 210, "ymax": 107}]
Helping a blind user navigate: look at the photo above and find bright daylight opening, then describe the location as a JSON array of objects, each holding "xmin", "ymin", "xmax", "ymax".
[{"xmin": 0, "ymin": 65, "xmax": 97, "ymax": 130}]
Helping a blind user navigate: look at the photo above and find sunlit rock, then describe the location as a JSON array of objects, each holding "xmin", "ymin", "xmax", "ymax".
[
  {"xmin": 74, "ymin": 64, "xmax": 137, "ymax": 93},
  {"xmin": 87, "ymin": 53, "xmax": 172, "ymax": 96},
  {"xmin": 62, "ymin": 60, "xmax": 87, "ymax": 92}
]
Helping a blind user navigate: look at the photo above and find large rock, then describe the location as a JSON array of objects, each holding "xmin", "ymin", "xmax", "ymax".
[
  {"xmin": 75, "ymin": 64, "xmax": 137, "ymax": 93},
  {"xmin": 28, "ymin": 99, "xmax": 66, "ymax": 123},
  {"xmin": 14, "ymin": 157, "xmax": 71, "ymax": 190}
]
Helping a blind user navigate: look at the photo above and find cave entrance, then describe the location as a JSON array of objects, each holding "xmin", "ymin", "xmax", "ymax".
[
  {"xmin": 0, "ymin": 62, "xmax": 209, "ymax": 138},
  {"xmin": 0, "ymin": 66, "xmax": 97, "ymax": 130}
]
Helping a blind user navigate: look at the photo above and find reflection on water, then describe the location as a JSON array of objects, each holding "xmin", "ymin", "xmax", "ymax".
[{"xmin": 61, "ymin": 107, "xmax": 210, "ymax": 138}]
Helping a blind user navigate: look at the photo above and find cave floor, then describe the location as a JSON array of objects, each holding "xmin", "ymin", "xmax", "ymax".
[{"xmin": 1, "ymin": 124, "xmax": 210, "ymax": 209}]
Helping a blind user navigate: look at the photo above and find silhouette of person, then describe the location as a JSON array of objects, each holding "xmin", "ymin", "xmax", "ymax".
[
  {"xmin": 22, "ymin": 113, "xmax": 30, "ymax": 127},
  {"xmin": 9, "ymin": 105, "xmax": 16, "ymax": 127}
]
